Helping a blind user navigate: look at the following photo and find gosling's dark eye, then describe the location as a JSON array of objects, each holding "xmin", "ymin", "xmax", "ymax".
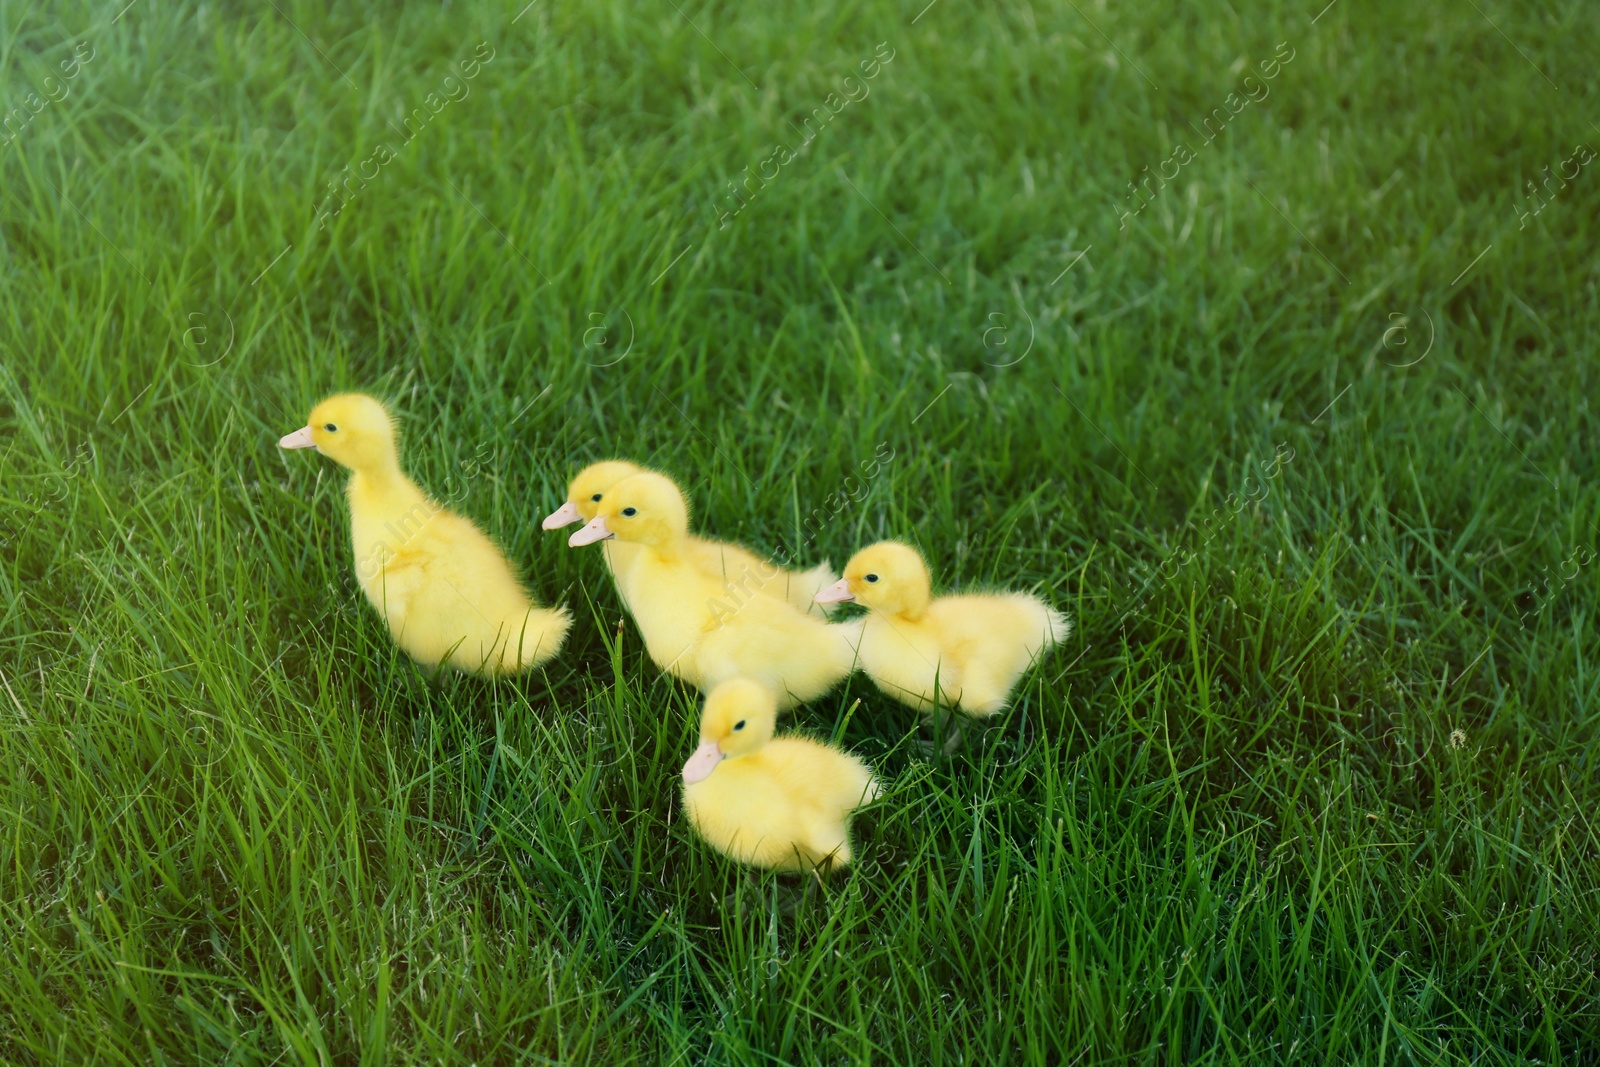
[
  {"xmin": 733, "ymin": 720, "xmax": 746, "ymax": 731},
  {"xmin": 323, "ymin": 423, "xmax": 338, "ymax": 432},
  {"xmin": 865, "ymin": 573, "xmax": 879, "ymax": 583},
  {"xmin": 590, "ymin": 493, "xmax": 602, "ymax": 502},
  {"xmin": 622, "ymin": 507, "xmax": 637, "ymax": 517}
]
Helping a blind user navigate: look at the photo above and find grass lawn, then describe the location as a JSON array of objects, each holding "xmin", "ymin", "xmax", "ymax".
[{"xmin": 3, "ymin": 0, "xmax": 1599, "ymax": 1061}]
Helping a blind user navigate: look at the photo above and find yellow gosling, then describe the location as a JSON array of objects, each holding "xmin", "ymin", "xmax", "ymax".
[
  {"xmin": 567, "ymin": 472, "xmax": 858, "ymax": 708},
  {"xmin": 542, "ymin": 461, "xmax": 837, "ymax": 614},
  {"xmin": 815, "ymin": 541, "xmax": 1067, "ymax": 716},
  {"xmin": 682, "ymin": 678, "xmax": 878, "ymax": 872},
  {"xmin": 280, "ymin": 393, "xmax": 570, "ymax": 676}
]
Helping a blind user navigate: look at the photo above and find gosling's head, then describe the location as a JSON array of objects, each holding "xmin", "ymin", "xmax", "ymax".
[
  {"xmin": 542, "ymin": 460, "xmax": 645, "ymax": 529},
  {"xmin": 568, "ymin": 471, "xmax": 689, "ymax": 548},
  {"xmin": 681, "ymin": 678, "xmax": 777, "ymax": 784},
  {"xmin": 815, "ymin": 540, "xmax": 933, "ymax": 618},
  {"xmin": 279, "ymin": 393, "xmax": 398, "ymax": 472}
]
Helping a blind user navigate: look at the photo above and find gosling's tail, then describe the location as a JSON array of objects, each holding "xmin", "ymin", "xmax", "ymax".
[
  {"xmin": 486, "ymin": 605, "xmax": 573, "ymax": 674},
  {"xmin": 1039, "ymin": 604, "xmax": 1071, "ymax": 652},
  {"xmin": 860, "ymin": 769, "xmax": 883, "ymax": 805}
]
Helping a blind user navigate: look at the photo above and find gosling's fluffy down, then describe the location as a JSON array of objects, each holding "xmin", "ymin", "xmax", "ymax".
[
  {"xmin": 567, "ymin": 472, "xmax": 858, "ymax": 708},
  {"xmin": 543, "ymin": 460, "xmax": 837, "ymax": 614},
  {"xmin": 816, "ymin": 541, "xmax": 1067, "ymax": 716},
  {"xmin": 681, "ymin": 678, "xmax": 879, "ymax": 872},
  {"xmin": 281, "ymin": 393, "xmax": 570, "ymax": 675}
]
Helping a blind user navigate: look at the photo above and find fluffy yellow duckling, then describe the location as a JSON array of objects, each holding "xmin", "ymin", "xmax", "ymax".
[
  {"xmin": 540, "ymin": 459, "xmax": 644, "ymax": 593},
  {"xmin": 815, "ymin": 541, "xmax": 1067, "ymax": 716},
  {"xmin": 682, "ymin": 678, "xmax": 879, "ymax": 872},
  {"xmin": 567, "ymin": 472, "xmax": 858, "ymax": 707},
  {"xmin": 542, "ymin": 461, "xmax": 837, "ymax": 614},
  {"xmin": 539, "ymin": 461, "xmax": 645, "ymax": 542},
  {"xmin": 280, "ymin": 393, "xmax": 570, "ymax": 676}
]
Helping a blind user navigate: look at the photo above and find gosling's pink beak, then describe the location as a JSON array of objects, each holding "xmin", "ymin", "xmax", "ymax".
[
  {"xmin": 814, "ymin": 577, "xmax": 856, "ymax": 604},
  {"xmin": 279, "ymin": 426, "xmax": 316, "ymax": 450},
  {"xmin": 568, "ymin": 515, "xmax": 615, "ymax": 547},
  {"xmin": 542, "ymin": 500, "xmax": 582, "ymax": 530},
  {"xmin": 681, "ymin": 740, "xmax": 725, "ymax": 785}
]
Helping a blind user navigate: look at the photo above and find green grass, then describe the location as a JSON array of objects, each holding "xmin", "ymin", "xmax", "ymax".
[{"xmin": 2, "ymin": 0, "xmax": 1599, "ymax": 1061}]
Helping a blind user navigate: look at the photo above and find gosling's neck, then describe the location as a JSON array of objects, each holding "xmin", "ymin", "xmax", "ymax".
[
  {"xmin": 641, "ymin": 531, "xmax": 689, "ymax": 565},
  {"xmin": 346, "ymin": 451, "xmax": 426, "ymax": 512},
  {"xmin": 876, "ymin": 599, "xmax": 928, "ymax": 624}
]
